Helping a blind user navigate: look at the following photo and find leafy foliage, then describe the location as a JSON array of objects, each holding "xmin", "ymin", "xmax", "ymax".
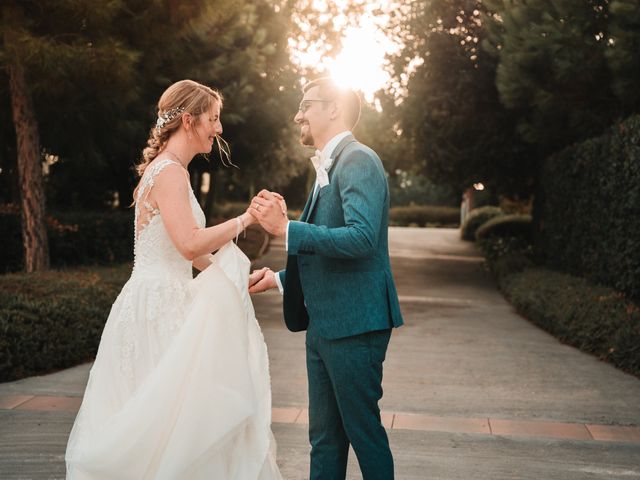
[
  {"xmin": 386, "ymin": 0, "xmax": 534, "ymax": 195},
  {"xmin": 0, "ymin": 262, "xmax": 131, "ymax": 382},
  {"xmin": 0, "ymin": 0, "xmax": 308, "ymax": 211},
  {"xmin": 475, "ymin": 213, "xmax": 532, "ymax": 241},
  {"xmin": 388, "ymin": 205, "xmax": 460, "ymax": 227},
  {"xmin": 0, "ymin": 206, "xmax": 134, "ymax": 272},
  {"xmin": 480, "ymin": 236, "xmax": 640, "ymax": 377},
  {"xmin": 460, "ymin": 205, "xmax": 503, "ymax": 241},
  {"xmin": 537, "ymin": 114, "xmax": 640, "ymax": 301},
  {"xmin": 606, "ymin": 0, "xmax": 640, "ymax": 107},
  {"xmin": 483, "ymin": 0, "xmax": 640, "ymax": 153},
  {"xmin": 502, "ymin": 267, "xmax": 640, "ymax": 377},
  {"xmin": 479, "ymin": 235, "xmax": 535, "ymax": 280}
]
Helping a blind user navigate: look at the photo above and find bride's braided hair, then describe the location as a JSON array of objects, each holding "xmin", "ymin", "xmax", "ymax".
[{"xmin": 132, "ymin": 80, "xmax": 227, "ymax": 202}]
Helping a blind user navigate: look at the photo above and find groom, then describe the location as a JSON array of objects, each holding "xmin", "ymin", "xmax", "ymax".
[{"xmin": 248, "ymin": 77, "xmax": 404, "ymax": 479}]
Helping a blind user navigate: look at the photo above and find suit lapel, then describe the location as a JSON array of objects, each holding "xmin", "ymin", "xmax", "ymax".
[
  {"xmin": 305, "ymin": 134, "xmax": 356, "ymax": 220},
  {"xmin": 326, "ymin": 134, "xmax": 355, "ymax": 176},
  {"xmin": 305, "ymin": 186, "xmax": 320, "ymax": 222},
  {"xmin": 299, "ymin": 187, "xmax": 314, "ymax": 222}
]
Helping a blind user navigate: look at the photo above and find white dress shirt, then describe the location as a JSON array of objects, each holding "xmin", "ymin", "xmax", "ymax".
[{"xmin": 274, "ymin": 130, "xmax": 352, "ymax": 294}]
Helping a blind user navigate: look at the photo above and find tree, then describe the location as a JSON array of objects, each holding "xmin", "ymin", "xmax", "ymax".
[
  {"xmin": 1, "ymin": 0, "xmax": 154, "ymax": 270},
  {"xmin": 606, "ymin": 0, "xmax": 640, "ymax": 110},
  {"xmin": 1, "ymin": 0, "xmax": 311, "ymax": 222},
  {"xmin": 185, "ymin": 0, "xmax": 311, "ymax": 213},
  {"xmin": 0, "ymin": 0, "xmax": 223, "ymax": 269},
  {"xmin": 386, "ymin": 0, "xmax": 533, "ymax": 195},
  {"xmin": 482, "ymin": 0, "xmax": 632, "ymax": 153},
  {"xmin": 3, "ymin": 5, "xmax": 49, "ymax": 271}
]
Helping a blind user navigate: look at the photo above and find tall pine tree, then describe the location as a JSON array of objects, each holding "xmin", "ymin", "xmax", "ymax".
[
  {"xmin": 3, "ymin": 4, "xmax": 50, "ymax": 271},
  {"xmin": 606, "ymin": 0, "xmax": 640, "ymax": 111},
  {"xmin": 1, "ymin": 0, "xmax": 138, "ymax": 271},
  {"xmin": 483, "ymin": 0, "xmax": 625, "ymax": 153}
]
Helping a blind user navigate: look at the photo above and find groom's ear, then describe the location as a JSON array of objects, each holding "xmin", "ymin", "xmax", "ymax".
[{"xmin": 328, "ymin": 100, "xmax": 341, "ymax": 121}]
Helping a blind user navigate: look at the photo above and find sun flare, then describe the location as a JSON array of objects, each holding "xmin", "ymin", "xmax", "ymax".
[
  {"xmin": 327, "ymin": 22, "xmax": 394, "ymax": 102},
  {"xmin": 289, "ymin": 2, "xmax": 400, "ymax": 104}
]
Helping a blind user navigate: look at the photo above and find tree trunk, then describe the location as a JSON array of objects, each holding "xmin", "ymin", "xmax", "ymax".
[{"xmin": 4, "ymin": 7, "xmax": 50, "ymax": 271}]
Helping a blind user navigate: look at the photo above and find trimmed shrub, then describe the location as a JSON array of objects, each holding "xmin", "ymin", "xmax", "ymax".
[
  {"xmin": 0, "ymin": 207, "xmax": 23, "ymax": 272},
  {"xmin": 1, "ymin": 205, "xmax": 272, "ymax": 273},
  {"xmin": 388, "ymin": 205, "xmax": 460, "ymax": 227},
  {"xmin": 49, "ymin": 210, "xmax": 134, "ymax": 267},
  {"xmin": 501, "ymin": 268, "xmax": 640, "ymax": 376},
  {"xmin": 0, "ymin": 220, "xmax": 271, "ymax": 382},
  {"xmin": 475, "ymin": 214, "xmax": 533, "ymax": 241},
  {"xmin": 0, "ymin": 263, "xmax": 131, "ymax": 382},
  {"xmin": 0, "ymin": 207, "xmax": 134, "ymax": 273},
  {"xmin": 538, "ymin": 114, "xmax": 640, "ymax": 301},
  {"xmin": 213, "ymin": 202, "xmax": 461, "ymax": 228},
  {"xmin": 460, "ymin": 206, "xmax": 503, "ymax": 241},
  {"xmin": 479, "ymin": 236, "xmax": 535, "ymax": 280},
  {"xmin": 480, "ymin": 236, "xmax": 640, "ymax": 376}
]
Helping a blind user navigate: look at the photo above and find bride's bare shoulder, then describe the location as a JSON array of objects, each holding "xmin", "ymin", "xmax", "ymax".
[
  {"xmin": 150, "ymin": 159, "xmax": 190, "ymax": 194},
  {"xmin": 148, "ymin": 158, "xmax": 185, "ymax": 176}
]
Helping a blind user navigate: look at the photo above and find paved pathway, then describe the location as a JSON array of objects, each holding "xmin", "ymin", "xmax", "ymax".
[{"xmin": 1, "ymin": 228, "xmax": 639, "ymax": 479}]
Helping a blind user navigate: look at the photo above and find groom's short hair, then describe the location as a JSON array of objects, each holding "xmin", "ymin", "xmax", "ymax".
[{"xmin": 303, "ymin": 78, "xmax": 361, "ymax": 129}]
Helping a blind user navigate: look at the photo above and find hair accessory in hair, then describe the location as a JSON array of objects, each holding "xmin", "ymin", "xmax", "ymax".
[{"xmin": 155, "ymin": 107, "xmax": 185, "ymax": 133}]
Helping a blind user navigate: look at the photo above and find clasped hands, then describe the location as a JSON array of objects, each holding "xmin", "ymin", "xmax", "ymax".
[
  {"xmin": 246, "ymin": 189, "xmax": 288, "ymax": 294},
  {"xmin": 247, "ymin": 189, "xmax": 288, "ymax": 237}
]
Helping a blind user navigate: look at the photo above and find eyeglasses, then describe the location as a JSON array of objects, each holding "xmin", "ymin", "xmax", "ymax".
[{"xmin": 298, "ymin": 99, "xmax": 333, "ymax": 113}]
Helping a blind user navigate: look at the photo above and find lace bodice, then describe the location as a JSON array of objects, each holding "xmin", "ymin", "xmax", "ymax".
[{"xmin": 132, "ymin": 158, "xmax": 205, "ymax": 280}]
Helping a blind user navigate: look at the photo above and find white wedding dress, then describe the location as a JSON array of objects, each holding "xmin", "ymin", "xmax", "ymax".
[{"xmin": 65, "ymin": 158, "xmax": 282, "ymax": 479}]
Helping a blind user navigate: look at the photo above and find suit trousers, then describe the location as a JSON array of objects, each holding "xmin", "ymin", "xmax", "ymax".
[{"xmin": 306, "ymin": 326, "xmax": 393, "ymax": 480}]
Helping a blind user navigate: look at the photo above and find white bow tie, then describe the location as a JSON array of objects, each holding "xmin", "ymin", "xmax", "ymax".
[{"xmin": 310, "ymin": 150, "xmax": 330, "ymax": 188}]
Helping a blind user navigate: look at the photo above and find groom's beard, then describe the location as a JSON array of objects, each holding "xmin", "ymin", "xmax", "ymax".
[{"xmin": 299, "ymin": 125, "xmax": 315, "ymax": 147}]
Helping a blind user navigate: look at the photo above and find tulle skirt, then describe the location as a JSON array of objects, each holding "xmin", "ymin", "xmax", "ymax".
[{"xmin": 65, "ymin": 243, "xmax": 281, "ymax": 479}]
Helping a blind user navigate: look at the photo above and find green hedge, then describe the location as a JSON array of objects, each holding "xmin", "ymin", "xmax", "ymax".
[
  {"xmin": 388, "ymin": 205, "xmax": 459, "ymax": 227},
  {"xmin": 480, "ymin": 237, "xmax": 640, "ymax": 376},
  {"xmin": 0, "ymin": 207, "xmax": 134, "ymax": 273},
  {"xmin": 0, "ymin": 263, "xmax": 131, "ymax": 382},
  {"xmin": 460, "ymin": 206, "xmax": 503, "ymax": 240},
  {"xmin": 475, "ymin": 214, "xmax": 532, "ymax": 241},
  {"xmin": 213, "ymin": 202, "xmax": 460, "ymax": 228},
  {"xmin": 479, "ymin": 236, "xmax": 535, "ymax": 280},
  {"xmin": 538, "ymin": 114, "xmax": 640, "ymax": 301},
  {"xmin": 502, "ymin": 268, "xmax": 640, "ymax": 376},
  {"xmin": 0, "ymin": 230, "xmax": 271, "ymax": 382}
]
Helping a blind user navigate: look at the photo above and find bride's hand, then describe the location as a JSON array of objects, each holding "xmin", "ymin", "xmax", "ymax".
[
  {"xmin": 275, "ymin": 196, "xmax": 287, "ymax": 217},
  {"xmin": 241, "ymin": 209, "xmax": 256, "ymax": 227}
]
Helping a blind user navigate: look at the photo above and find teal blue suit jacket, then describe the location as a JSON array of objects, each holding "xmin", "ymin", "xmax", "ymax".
[{"xmin": 278, "ymin": 134, "xmax": 404, "ymax": 339}]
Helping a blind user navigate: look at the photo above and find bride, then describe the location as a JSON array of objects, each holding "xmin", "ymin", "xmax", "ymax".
[{"xmin": 65, "ymin": 79, "xmax": 282, "ymax": 479}]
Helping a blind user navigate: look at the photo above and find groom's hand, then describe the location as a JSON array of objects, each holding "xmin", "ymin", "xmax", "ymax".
[
  {"xmin": 249, "ymin": 190, "xmax": 288, "ymax": 237},
  {"xmin": 248, "ymin": 267, "xmax": 269, "ymax": 289},
  {"xmin": 248, "ymin": 268, "xmax": 278, "ymax": 294}
]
